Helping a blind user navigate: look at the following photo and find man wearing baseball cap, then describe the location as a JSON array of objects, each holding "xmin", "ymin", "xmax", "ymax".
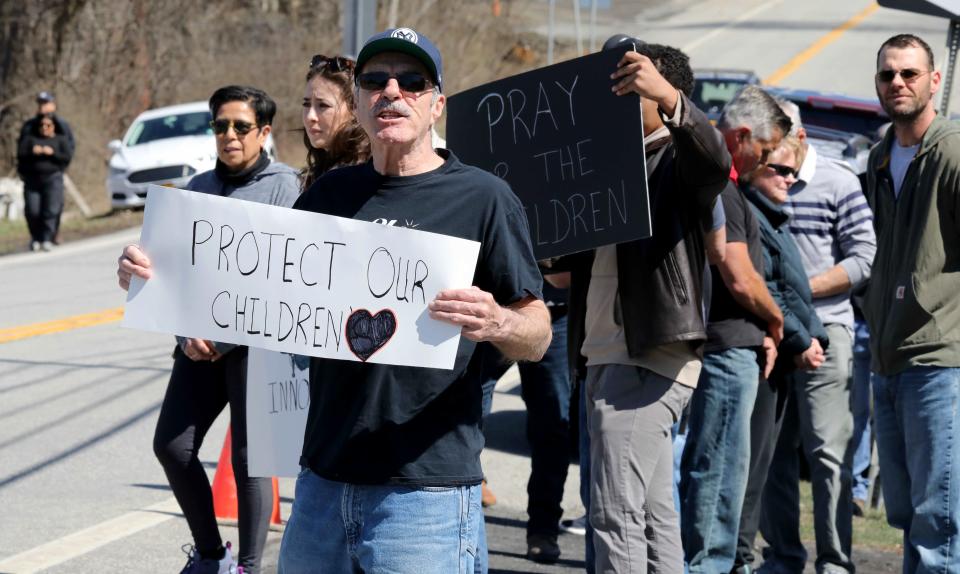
[
  {"xmin": 276, "ymin": 28, "xmax": 551, "ymax": 573},
  {"xmin": 18, "ymin": 91, "xmax": 76, "ymax": 162}
]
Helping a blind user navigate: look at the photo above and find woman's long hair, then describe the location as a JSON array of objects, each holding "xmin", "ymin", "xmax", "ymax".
[{"xmin": 301, "ymin": 56, "xmax": 370, "ymax": 190}]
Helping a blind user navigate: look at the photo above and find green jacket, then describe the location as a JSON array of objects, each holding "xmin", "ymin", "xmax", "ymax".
[{"xmin": 864, "ymin": 114, "xmax": 960, "ymax": 376}]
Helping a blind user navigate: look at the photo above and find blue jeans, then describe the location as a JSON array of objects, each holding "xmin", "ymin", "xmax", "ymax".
[
  {"xmin": 873, "ymin": 366, "xmax": 960, "ymax": 574},
  {"xmin": 278, "ymin": 470, "xmax": 481, "ymax": 573},
  {"xmin": 680, "ymin": 347, "xmax": 759, "ymax": 574},
  {"xmin": 851, "ymin": 318, "xmax": 873, "ymax": 502}
]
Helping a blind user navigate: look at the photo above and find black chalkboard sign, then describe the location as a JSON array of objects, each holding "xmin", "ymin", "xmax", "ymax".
[{"xmin": 447, "ymin": 46, "xmax": 650, "ymax": 259}]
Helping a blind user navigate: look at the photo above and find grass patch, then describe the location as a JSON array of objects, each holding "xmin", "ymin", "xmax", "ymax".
[
  {"xmin": 0, "ymin": 209, "xmax": 143, "ymax": 256},
  {"xmin": 797, "ymin": 481, "xmax": 902, "ymax": 551}
]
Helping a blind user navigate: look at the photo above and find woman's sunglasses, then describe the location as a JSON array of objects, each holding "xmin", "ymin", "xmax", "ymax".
[
  {"xmin": 209, "ymin": 119, "xmax": 259, "ymax": 136},
  {"xmin": 355, "ymin": 72, "xmax": 432, "ymax": 93},
  {"xmin": 309, "ymin": 54, "xmax": 354, "ymax": 72},
  {"xmin": 766, "ymin": 163, "xmax": 798, "ymax": 178}
]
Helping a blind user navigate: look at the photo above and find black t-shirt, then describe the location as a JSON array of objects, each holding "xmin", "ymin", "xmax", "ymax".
[
  {"xmin": 293, "ymin": 150, "xmax": 543, "ymax": 486},
  {"xmin": 705, "ymin": 181, "xmax": 765, "ymax": 351}
]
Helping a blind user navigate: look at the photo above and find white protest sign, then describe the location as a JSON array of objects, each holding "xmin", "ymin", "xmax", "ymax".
[
  {"xmin": 123, "ymin": 185, "xmax": 481, "ymax": 369},
  {"xmin": 246, "ymin": 348, "xmax": 308, "ymax": 477}
]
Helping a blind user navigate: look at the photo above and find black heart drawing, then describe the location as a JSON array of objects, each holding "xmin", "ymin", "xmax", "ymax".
[{"xmin": 346, "ymin": 308, "xmax": 398, "ymax": 362}]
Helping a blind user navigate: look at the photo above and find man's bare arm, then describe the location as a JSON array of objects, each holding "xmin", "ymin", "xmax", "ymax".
[
  {"xmin": 716, "ymin": 242, "xmax": 784, "ymax": 343},
  {"xmin": 809, "ymin": 265, "xmax": 852, "ymax": 299},
  {"xmin": 544, "ymin": 272, "xmax": 571, "ymax": 289},
  {"xmin": 429, "ymin": 288, "xmax": 552, "ymax": 361},
  {"xmin": 706, "ymin": 227, "xmax": 727, "ymax": 265}
]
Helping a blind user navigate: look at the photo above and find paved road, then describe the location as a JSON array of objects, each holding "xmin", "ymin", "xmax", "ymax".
[{"xmin": 0, "ymin": 0, "xmax": 943, "ymax": 571}]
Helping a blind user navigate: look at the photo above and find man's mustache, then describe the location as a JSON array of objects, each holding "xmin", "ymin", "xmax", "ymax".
[{"xmin": 372, "ymin": 100, "xmax": 411, "ymax": 117}]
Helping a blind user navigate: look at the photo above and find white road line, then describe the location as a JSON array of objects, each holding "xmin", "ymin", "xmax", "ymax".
[
  {"xmin": 682, "ymin": 0, "xmax": 787, "ymax": 53},
  {"xmin": 0, "ymin": 497, "xmax": 180, "ymax": 573},
  {"xmin": 0, "ymin": 227, "xmax": 141, "ymax": 269}
]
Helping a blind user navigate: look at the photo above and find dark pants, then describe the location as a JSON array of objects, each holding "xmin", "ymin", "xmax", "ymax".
[
  {"xmin": 480, "ymin": 312, "xmax": 571, "ymax": 536},
  {"xmin": 23, "ymin": 173, "xmax": 64, "ymax": 243},
  {"xmin": 735, "ymin": 374, "xmax": 790, "ymax": 571},
  {"xmin": 153, "ymin": 346, "xmax": 272, "ymax": 574}
]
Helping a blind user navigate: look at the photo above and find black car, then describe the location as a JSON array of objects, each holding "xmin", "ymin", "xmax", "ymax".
[{"xmin": 692, "ymin": 69, "xmax": 761, "ymax": 122}]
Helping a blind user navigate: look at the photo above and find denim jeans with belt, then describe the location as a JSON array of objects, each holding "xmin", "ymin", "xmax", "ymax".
[
  {"xmin": 680, "ymin": 346, "xmax": 759, "ymax": 574},
  {"xmin": 873, "ymin": 366, "xmax": 960, "ymax": 574},
  {"xmin": 278, "ymin": 469, "xmax": 481, "ymax": 573}
]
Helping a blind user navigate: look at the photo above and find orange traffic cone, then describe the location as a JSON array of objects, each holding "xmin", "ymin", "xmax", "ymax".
[{"xmin": 212, "ymin": 427, "xmax": 282, "ymax": 525}]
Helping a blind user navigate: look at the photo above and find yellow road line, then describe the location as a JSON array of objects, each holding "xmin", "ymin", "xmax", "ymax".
[
  {"xmin": 764, "ymin": 2, "xmax": 879, "ymax": 86},
  {"xmin": 0, "ymin": 307, "xmax": 125, "ymax": 344}
]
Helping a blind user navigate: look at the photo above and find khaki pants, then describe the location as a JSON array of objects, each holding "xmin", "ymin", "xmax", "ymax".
[{"xmin": 586, "ymin": 363, "xmax": 692, "ymax": 574}]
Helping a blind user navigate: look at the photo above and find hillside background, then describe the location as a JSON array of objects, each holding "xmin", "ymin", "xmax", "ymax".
[{"xmin": 0, "ymin": 0, "xmax": 603, "ymax": 213}]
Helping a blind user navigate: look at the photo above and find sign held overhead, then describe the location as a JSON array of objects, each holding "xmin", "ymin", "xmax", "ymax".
[{"xmin": 446, "ymin": 46, "xmax": 650, "ymax": 260}]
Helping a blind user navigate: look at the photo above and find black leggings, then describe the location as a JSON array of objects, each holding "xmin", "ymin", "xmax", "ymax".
[
  {"xmin": 153, "ymin": 346, "xmax": 272, "ymax": 574},
  {"xmin": 23, "ymin": 173, "xmax": 63, "ymax": 243}
]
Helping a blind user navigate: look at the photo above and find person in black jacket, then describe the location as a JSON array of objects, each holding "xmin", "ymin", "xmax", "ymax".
[
  {"xmin": 17, "ymin": 113, "xmax": 71, "ymax": 251},
  {"xmin": 18, "ymin": 91, "xmax": 76, "ymax": 162},
  {"xmin": 565, "ymin": 40, "xmax": 731, "ymax": 573}
]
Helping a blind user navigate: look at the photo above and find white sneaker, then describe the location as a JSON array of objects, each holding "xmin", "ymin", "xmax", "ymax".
[
  {"xmin": 40, "ymin": 241, "xmax": 54, "ymax": 252},
  {"xmin": 29, "ymin": 241, "xmax": 40, "ymax": 252},
  {"xmin": 559, "ymin": 514, "xmax": 588, "ymax": 536},
  {"xmin": 178, "ymin": 542, "xmax": 238, "ymax": 574}
]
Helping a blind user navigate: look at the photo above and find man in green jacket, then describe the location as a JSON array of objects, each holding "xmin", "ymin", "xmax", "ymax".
[{"xmin": 865, "ymin": 33, "xmax": 960, "ymax": 574}]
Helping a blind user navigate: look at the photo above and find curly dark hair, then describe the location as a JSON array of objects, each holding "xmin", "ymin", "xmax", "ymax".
[
  {"xmin": 301, "ymin": 55, "xmax": 371, "ymax": 190},
  {"xmin": 638, "ymin": 43, "xmax": 695, "ymax": 97}
]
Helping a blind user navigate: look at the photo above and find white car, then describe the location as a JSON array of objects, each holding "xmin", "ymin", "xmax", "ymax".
[{"xmin": 106, "ymin": 101, "xmax": 276, "ymax": 209}]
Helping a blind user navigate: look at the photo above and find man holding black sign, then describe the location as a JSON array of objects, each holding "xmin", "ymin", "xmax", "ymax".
[{"xmin": 567, "ymin": 40, "xmax": 731, "ymax": 573}]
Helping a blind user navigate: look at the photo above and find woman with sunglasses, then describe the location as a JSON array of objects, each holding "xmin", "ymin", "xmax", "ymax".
[
  {"xmin": 736, "ymin": 139, "xmax": 830, "ymax": 566},
  {"xmin": 743, "ymin": 140, "xmax": 828, "ymax": 375},
  {"xmin": 17, "ymin": 113, "xmax": 71, "ymax": 252},
  {"xmin": 300, "ymin": 54, "xmax": 370, "ymax": 188},
  {"xmin": 144, "ymin": 85, "xmax": 301, "ymax": 574}
]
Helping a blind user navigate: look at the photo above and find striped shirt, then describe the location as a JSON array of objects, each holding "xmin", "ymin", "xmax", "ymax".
[{"xmin": 783, "ymin": 145, "xmax": 877, "ymax": 330}]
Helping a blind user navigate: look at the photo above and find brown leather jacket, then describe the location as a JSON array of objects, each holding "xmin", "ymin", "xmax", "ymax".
[{"xmin": 559, "ymin": 93, "xmax": 731, "ymax": 379}]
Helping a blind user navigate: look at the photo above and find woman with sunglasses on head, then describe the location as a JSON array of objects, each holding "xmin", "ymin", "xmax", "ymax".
[
  {"xmin": 300, "ymin": 54, "xmax": 370, "ymax": 189},
  {"xmin": 17, "ymin": 113, "xmax": 71, "ymax": 252},
  {"xmin": 143, "ymin": 85, "xmax": 301, "ymax": 574}
]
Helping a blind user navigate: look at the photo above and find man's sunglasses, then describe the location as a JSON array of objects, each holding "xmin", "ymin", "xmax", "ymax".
[
  {"xmin": 876, "ymin": 68, "xmax": 929, "ymax": 83},
  {"xmin": 356, "ymin": 72, "xmax": 432, "ymax": 93},
  {"xmin": 209, "ymin": 119, "xmax": 259, "ymax": 136},
  {"xmin": 309, "ymin": 54, "xmax": 353, "ymax": 72},
  {"xmin": 766, "ymin": 163, "xmax": 798, "ymax": 178}
]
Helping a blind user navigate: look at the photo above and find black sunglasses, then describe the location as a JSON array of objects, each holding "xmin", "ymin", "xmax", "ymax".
[
  {"xmin": 309, "ymin": 54, "xmax": 353, "ymax": 72},
  {"xmin": 876, "ymin": 68, "xmax": 929, "ymax": 83},
  {"xmin": 766, "ymin": 163, "xmax": 798, "ymax": 178},
  {"xmin": 356, "ymin": 72, "xmax": 432, "ymax": 93},
  {"xmin": 209, "ymin": 118, "xmax": 259, "ymax": 136}
]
